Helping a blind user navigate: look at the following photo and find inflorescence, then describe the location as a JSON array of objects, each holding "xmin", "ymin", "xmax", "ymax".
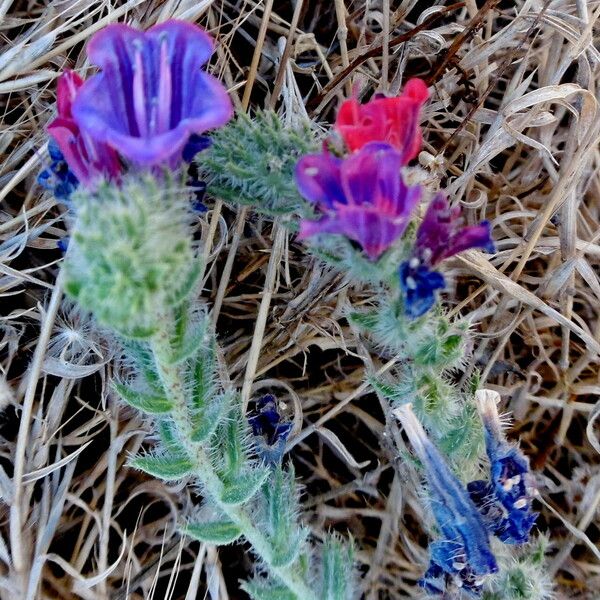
[{"xmin": 39, "ymin": 16, "xmax": 542, "ymax": 600}]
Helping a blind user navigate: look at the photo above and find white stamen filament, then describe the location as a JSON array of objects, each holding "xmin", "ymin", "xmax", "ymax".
[
  {"xmin": 156, "ymin": 36, "xmax": 172, "ymax": 134},
  {"xmin": 132, "ymin": 42, "xmax": 149, "ymax": 137}
]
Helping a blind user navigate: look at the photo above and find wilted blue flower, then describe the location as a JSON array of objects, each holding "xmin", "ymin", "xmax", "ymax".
[
  {"xmin": 37, "ymin": 139, "xmax": 79, "ymax": 201},
  {"xmin": 296, "ymin": 142, "xmax": 421, "ymax": 259},
  {"xmin": 399, "ymin": 193, "xmax": 495, "ymax": 318},
  {"xmin": 394, "ymin": 404, "xmax": 497, "ymax": 596},
  {"xmin": 469, "ymin": 391, "xmax": 537, "ymax": 544},
  {"xmin": 248, "ymin": 394, "xmax": 292, "ymax": 465},
  {"xmin": 72, "ymin": 20, "xmax": 232, "ymax": 167}
]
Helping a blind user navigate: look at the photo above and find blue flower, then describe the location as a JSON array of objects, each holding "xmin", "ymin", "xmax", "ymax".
[
  {"xmin": 248, "ymin": 394, "xmax": 292, "ymax": 465},
  {"xmin": 470, "ymin": 391, "xmax": 537, "ymax": 544},
  {"xmin": 398, "ymin": 261, "xmax": 445, "ymax": 319},
  {"xmin": 399, "ymin": 193, "xmax": 495, "ymax": 318},
  {"xmin": 37, "ymin": 139, "xmax": 79, "ymax": 201},
  {"xmin": 394, "ymin": 404, "xmax": 498, "ymax": 596}
]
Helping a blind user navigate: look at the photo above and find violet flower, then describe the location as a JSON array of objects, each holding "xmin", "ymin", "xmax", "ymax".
[
  {"xmin": 248, "ymin": 394, "xmax": 292, "ymax": 465},
  {"xmin": 295, "ymin": 142, "xmax": 421, "ymax": 260},
  {"xmin": 468, "ymin": 391, "xmax": 537, "ymax": 545},
  {"xmin": 399, "ymin": 193, "xmax": 495, "ymax": 318},
  {"xmin": 72, "ymin": 20, "xmax": 232, "ymax": 167},
  {"xmin": 47, "ymin": 70, "xmax": 121, "ymax": 187},
  {"xmin": 394, "ymin": 404, "xmax": 498, "ymax": 597}
]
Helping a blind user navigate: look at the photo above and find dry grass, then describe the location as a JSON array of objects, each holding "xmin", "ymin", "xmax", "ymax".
[{"xmin": 1, "ymin": 0, "xmax": 600, "ymax": 598}]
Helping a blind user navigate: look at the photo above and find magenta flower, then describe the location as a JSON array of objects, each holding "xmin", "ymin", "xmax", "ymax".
[
  {"xmin": 399, "ymin": 193, "xmax": 495, "ymax": 318},
  {"xmin": 72, "ymin": 20, "xmax": 232, "ymax": 167},
  {"xmin": 47, "ymin": 70, "xmax": 121, "ymax": 186},
  {"xmin": 295, "ymin": 142, "xmax": 421, "ymax": 260}
]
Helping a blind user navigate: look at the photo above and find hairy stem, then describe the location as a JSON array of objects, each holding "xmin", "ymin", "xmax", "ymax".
[{"xmin": 150, "ymin": 316, "xmax": 317, "ymax": 600}]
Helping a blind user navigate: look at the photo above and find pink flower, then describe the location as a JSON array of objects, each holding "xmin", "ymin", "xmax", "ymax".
[
  {"xmin": 47, "ymin": 70, "xmax": 122, "ymax": 187},
  {"xmin": 335, "ymin": 78, "xmax": 428, "ymax": 163}
]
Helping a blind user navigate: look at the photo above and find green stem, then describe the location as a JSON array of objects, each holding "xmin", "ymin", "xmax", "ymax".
[{"xmin": 150, "ymin": 318, "xmax": 317, "ymax": 600}]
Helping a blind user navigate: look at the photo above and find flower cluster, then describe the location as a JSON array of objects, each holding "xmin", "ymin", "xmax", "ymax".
[
  {"xmin": 294, "ymin": 80, "xmax": 495, "ymax": 318},
  {"xmin": 468, "ymin": 391, "xmax": 537, "ymax": 545},
  {"xmin": 395, "ymin": 404, "xmax": 498, "ymax": 596},
  {"xmin": 42, "ymin": 20, "xmax": 232, "ymax": 191},
  {"xmin": 399, "ymin": 193, "xmax": 495, "ymax": 318},
  {"xmin": 395, "ymin": 395, "xmax": 536, "ymax": 597}
]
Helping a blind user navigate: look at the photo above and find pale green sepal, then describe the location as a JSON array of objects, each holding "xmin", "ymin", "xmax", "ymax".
[
  {"xmin": 184, "ymin": 520, "xmax": 242, "ymax": 545},
  {"xmin": 113, "ymin": 382, "xmax": 173, "ymax": 414},
  {"xmin": 167, "ymin": 260, "xmax": 201, "ymax": 308},
  {"xmin": 130, "ymin": 453, "xmax": 194, "ymax": 480}
]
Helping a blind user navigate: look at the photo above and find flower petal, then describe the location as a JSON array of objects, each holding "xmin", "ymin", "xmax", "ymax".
[
  {"xmin": 295, "ymin": 150, "xmax": 344, "ymax": 207},
  {"xmin": 335, "ymin": 78, "xmax": 428, "ymax": 161},
  {"xmin": 416, "ymin": 193, "xmax": 495, "ymax": 265}
]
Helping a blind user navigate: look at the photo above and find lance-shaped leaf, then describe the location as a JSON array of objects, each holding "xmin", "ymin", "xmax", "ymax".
[
  {"xmin": 184, "ymin": 519, "xmax": 242, "ymax": 545},
  {"xmin": 220, "ymin": 469, "xmax": 268, "ymax": 506},
  {"xmin": 113, "ymin": 382, "xmax": 173, "ymax": 414},
  {"xmin": 320, "ymin": 534, "xmax": 355, "ymax": 600},
  {"xmin": 191, "ymin": 392, "xmax": 233, "ymax": 443},
  {"xmin": 242, "ymin": 579, "xmax": 298, "ymax": 600},
  {"xmin": 130, "ymin": 453, "xmax": 194, "ymax": 481},
  {"xmin": 258, "ymin": 465, "xmax": 307, "ymax": 568}
]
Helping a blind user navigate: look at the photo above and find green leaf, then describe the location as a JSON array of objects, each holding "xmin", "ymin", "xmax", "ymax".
[
  {"xmin": 270, "ymin": 541, "xmax": 303, "ymax": 568},
  {"xmin": 157, "ymin": 420, "xmax": 187, "ymax": 454},
  {"xmin": 320, "ymin": 534, "xmax": 355, "ymax": 600},
  {"xmin": 220, "ymin": 469, "xmax": 268, "ymax": 505},
  {"xmin": 114, "ymin": 382, "xmax": 173, "ymax": 414},
  {"xmin": 190, "ymin": 392, "xmax": 233, "ymax": 443},
  {"xmin": 190, "ymin": 342, "xmax": 218, "ymax": 411},
  {"xmin": 184, "ymin": 520, "xmax": 242, "ymax": 545},
  {"xmin": 242, "ymin": 580, "xmax": 297, "ymax": 600},
  {"xmin": 130, "ymin": 453, "xmax": 194, "ymax": 480},
  {"xmin": 347, "ymin": 310, "xmax": 379, "ymax": 331}
]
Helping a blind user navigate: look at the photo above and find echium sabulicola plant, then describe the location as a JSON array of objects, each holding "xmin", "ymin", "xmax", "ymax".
[
  {"xmin": 198, "ymin": 77, "xmax": 551, "ymax": 598},
  {"xmin": 39, "ymin": 19, "xmax": 355, "ymax": 600}
]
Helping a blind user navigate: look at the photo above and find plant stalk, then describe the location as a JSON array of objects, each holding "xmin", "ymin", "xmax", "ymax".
[{"xmin": 150, "ymin": 317, "xmax": 317, "ymax": 600}]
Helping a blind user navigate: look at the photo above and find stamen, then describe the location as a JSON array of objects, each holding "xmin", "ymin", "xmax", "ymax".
[
  {"xmin": 157, "ymin": 35, "xmax": 172, "ymax": 133},
  {"xmin": 514, "ymin": 498, "xmax": 528, "ymax": 509},
  {"xmin": 132, "ymin": 41, "xmax": 149, "ymax": 137}
]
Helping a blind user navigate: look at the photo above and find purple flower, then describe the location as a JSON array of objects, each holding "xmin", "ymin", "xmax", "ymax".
[
  {"xmin": 469, "ymin": 391, "xmax": 537, "ymax": 544},
  {"xmin": 248, "ymin": 394, "xmax": 292, "ymax": 465},
  {"xmin": 399, "ymin": 193, "xmax": 495, "ymax": 318},
  {"xmin": 394, "ymin": 404, "xmax": 498, "ymax": 596},
  {"xmin": 72, "ymin": 20, "xmax": 232, "ymax": 167},
  {"xmin": 295, "ymin": 142, "xmax": 421, "ymax": 260}
]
